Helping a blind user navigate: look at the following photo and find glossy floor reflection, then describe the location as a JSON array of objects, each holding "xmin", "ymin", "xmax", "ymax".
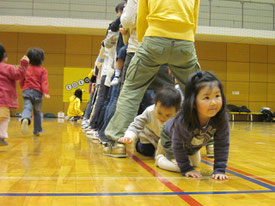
[{"xmin": 0, "ymin": 118, "xmax": 274, "ymax": 205}]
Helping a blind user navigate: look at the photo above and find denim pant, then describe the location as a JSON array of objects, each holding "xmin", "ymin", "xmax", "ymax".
[
  {"xmin": 21, "ymin": 89, "xmax": 43, "ymax": 134},
  {"xmin": 83, "ymin": 93, "xmax": 94, "ymax": 120},
  {"xmin": 90, "ymin": 76, "xmax": 110, "ymax": 129},
  {"xmin": 98, "ymin": 82, "xmax": 121, "ymax": 138}
]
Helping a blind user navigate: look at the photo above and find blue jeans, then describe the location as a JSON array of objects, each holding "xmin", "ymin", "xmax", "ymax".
[
  {"xmin": 21, "ymin": 89, "xmax": 43, "ymax": 134},
  {"xmin": 98, "ymin": 83, "xmax": 121, "ymax": 138},
  {"xmin": 83, "ymin": 93, "xmax": 94, "ymax": 119}
]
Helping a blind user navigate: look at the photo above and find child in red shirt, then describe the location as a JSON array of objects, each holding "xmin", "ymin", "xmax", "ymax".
[
  {"xmin": 20, "ymin": 48, "xmax": 50, "ymax": 136},
  {"xmin": 0, "ymin": 43, "xmax": 29, "ymax": 145}
]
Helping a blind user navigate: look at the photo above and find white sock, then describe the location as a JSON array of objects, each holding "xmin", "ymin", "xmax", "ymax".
[{"xmin": 114, "ymin": 69, "xmax": 121, "ymax": 77}]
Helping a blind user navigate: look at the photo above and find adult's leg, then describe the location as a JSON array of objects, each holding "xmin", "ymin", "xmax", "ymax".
[
  {"xmin": 83, "ymin": 93, "xmax": 94, "ymax": 120},
  {"xmin": 105, "ymin": 37, "xmax": 173, "ymax": 141},
  {"xmin": 89, "ymin": 76, "xmax": 108, "ymax": 129},
  {"xmin": 168, "ymin": 40, "xmax": 201, "ymax": 93},
  {"xmin": 120, "ymin": 52, "xmax": 135, "ymax": 88}
]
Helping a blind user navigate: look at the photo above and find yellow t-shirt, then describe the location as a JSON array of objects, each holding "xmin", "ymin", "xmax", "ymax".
[
  {"xmin": 67, "ymin": 95, "xmax": 83, "ymax": 117},
  {"xmin": 137, "ymin": 0, "xmax": 200, "ymax": 42}
]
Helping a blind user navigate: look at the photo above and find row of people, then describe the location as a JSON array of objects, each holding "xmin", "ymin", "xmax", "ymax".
[{"xmin": 77, "ymin": 0, "xmax": 229, "ymax": 180}]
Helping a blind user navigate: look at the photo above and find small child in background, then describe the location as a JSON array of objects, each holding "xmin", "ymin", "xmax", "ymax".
[
  {"xmin": 67, "ymin": 89, "xmax": 84, "ymax": 121},
  {"xmin": 0, "ymin": 43, "xmax": 29, "ymax": 145},
  {"xmin": 20, "ymin": 48, "xmax": 50, "ymax": 136},
  {"xmin": 158, "ymin": 71, "xmax": 229, "ymax": 180},
  {"xmin": 112, "ymin": 87, "xmax": 181, "ymax": 158}
]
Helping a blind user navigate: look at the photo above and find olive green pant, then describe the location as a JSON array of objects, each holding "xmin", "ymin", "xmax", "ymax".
[{"xmin": 105, "ymin": 36, "xmax": 200, "ymax": 141}]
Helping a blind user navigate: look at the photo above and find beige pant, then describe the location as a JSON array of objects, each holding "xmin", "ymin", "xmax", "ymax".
[{"xmin": 0, "ymin": 107, "xmax": 10, "ymax": 139}]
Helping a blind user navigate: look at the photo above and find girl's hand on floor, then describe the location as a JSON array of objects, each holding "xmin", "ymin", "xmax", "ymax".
[
  {"xmin": 118, "ymin": 137, "xmax": 132, "ymax": 144},
  {"xmin": 185, "ymin": 170, "xmax": 202, "ymax": 178},
  {"xmin": 212, "ymin": 174, "xmax": 228, "ymax": 180}
]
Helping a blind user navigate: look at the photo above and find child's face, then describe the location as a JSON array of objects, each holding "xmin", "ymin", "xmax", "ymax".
[
  {"xmin": 116, "ymin": 10, "xmax": 122, "ymax": 17},
  {"xmin": 155, "ymin": 102, "xmax": 177, "ymax": 124},
  {"xmin": 195, "ymin": 85, "xmax": 223, "ymax": 124}
]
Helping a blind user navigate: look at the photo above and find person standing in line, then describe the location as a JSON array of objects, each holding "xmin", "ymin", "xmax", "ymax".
[{"xmin": 104, "ymin": 0, "xmax": 201, "ymax": 157}]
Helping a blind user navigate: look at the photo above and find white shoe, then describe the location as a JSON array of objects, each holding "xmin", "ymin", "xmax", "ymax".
[
  {"xmin": 86, "ymin": 129, "xmax": 94, "ymax": 135},
  {"xmin": 21, "ymin": 119, "xmax": 29, "ymax": 134},
  {"xmin": 110, "ymin": 77, "xmax": 120, "ymax": 86},
  {"xmin": 155, "ymin": 154, "xmax": 165, "ymax": 167}
]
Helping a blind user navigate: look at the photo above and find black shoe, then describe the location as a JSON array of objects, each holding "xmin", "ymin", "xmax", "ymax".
[
  {"xmin": 0, "ymin": 138, "xmax": 8, "ymax": 146},
  {"xmin": 99, "ymin": 136, "xmax": 110, "ymax": 145}
]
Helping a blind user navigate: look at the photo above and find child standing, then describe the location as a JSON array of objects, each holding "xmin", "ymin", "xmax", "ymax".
[
  {"xmin": 158, "ymin": 71, "xmax": 230, "ymax": 180},
  {"xmin": 20, "ymin": 48, "xmax": 50, "ymax": 136},
  {"xmin": 0, "ymin": 43, "xmax": 29, "ymax": 145},
  {"xmin": 67, "ymin": 89, "xmax": 84, "ymax": 121},
  {"xmin": 103, "ymin": 87, "xmax": 181, "ymax": 157}
]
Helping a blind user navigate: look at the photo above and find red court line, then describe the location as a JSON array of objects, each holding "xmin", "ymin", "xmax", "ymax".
[
  {"xmin": 202, "ymin": 157, "xmax": 275, "ymax": 186},
  {"xmin": 127, "ymin": 150, "xmax": 203, "ymax": 206}
]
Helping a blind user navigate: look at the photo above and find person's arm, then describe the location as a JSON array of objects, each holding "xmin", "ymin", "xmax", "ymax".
[
  {"xmin": 109, "ymin": 17, "xmax": 121, "ymax": 32},
  {"xmin": 213, "ymin": 117, "xmax": 230, "ymax": 175},
  {"xmin": 137, "ymin": 0, "xmax": 148, "ymax": 42},
  {"xmin": 8, "ymin": 56, "xmax": 29, "ymax": 81},
  {"xmin": 74, "ymin": 98, "xmax": 83, "ymax": 116},
  {"xmin": 160, "ymin": 119, "xmax": 174, "ymax": 160},
  {"xmin": 123, "ymin": 106, "xmax": 152, "ymax": 142},
  {"xmin": 41, "ymin": 69, "xmax": 50, "ymax": 98},
  {"xmin": 121, "ymin": 0, "xmax": 138, "ymax": 29}
]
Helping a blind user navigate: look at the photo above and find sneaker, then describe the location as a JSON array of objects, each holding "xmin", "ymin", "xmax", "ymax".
[
  {"xmin": 33, "ymin": 129, "xmax": 45, "ymax": 136},
  {"xmin": 103, "ymin": 142, "xmax": 126, "ymax": 158},
  {"xmin": 99, "ymin": 136, "xmax": 110, "ymax": 145},
  {"xmin": 81, "ymin": 120, "xmax": 89, "ymax": 126},
  {"xmin": 86, "ymin": 129, "xmax": 96, "ymax": 135},
  {"xmin": 21, "ymin": 119, "xmax": 29, "ymax": 134},
  {"xmin": 81, "ymin": 123, "xmax": 89, "ymax": 129},
  {"xmin": 0, "ymin": 138, "xmax": 8, "ymax": 146},
  {"xmin": 110, "ymin": 77, "xmax": 120, "ymax": 86},
  {"xmin": 155, "ymin": 154, "xmax": 165, "ymax": 167},
  {"xmin": 206, "ymin": 145, "xmax": 214, "ymax": 158},
  {"xmin": 82, "ymin": 126, "xmax": 91, "ymax": 132},
  {"xmin": 86, "ymin": 132, "xmax": 100, "ymax": 141}
]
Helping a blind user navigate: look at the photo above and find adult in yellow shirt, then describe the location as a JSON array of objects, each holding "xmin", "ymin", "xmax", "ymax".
[
  {"xmin": 67, "ymin": 89, "xmax": 84, "ymax": 121},
  {"xmin": 104, "ymin": 0, "xmax": 201, "ymax": 157}
]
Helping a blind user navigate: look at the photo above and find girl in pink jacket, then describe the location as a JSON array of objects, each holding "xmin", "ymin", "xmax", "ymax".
[{"xmin": 0, "ymin": 43, "xmax": 29, "ymax": 146}]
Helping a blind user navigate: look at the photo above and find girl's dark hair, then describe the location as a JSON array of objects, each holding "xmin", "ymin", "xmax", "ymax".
[
  {"xmin": 115, "ymin": 2, "xmax": 125, "ymax": 13},
  {"xmin": 74, "ymin": 89, "xmax": 83, "ymax": 102},
  {"xmin": 171, "ymin": 71, "xmax": 227, "ymax": 139},
  {"xmin": 27, "ymin": 48, "xmax": 44, "ymax": 66},
  {"xmin": 154, "ymin": 86, "xmax": 181, "ymax": 111},
  {"xmin": 0, "ymin": 43, "xmax": 7, "ymax": 62}
]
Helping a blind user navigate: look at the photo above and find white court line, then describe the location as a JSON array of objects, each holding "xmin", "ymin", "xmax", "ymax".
[{"xmin": 0, "ymin": 176, "xmax": 273, "ymax": 180}]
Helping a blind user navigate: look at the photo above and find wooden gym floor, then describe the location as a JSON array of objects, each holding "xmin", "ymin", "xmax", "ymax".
[{"xmin": 0, "ymin": 118, "xmax": 274, "ymax": 205}]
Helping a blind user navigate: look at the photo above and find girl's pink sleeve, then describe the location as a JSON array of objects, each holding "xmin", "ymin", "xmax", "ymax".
[
  {"xmin": 41, "ymin": 69, "xmax": 49, "ymax": 94},
  {"xmin": 8, "ymin": 59, "xmax": 28, "ymax": 81}
]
